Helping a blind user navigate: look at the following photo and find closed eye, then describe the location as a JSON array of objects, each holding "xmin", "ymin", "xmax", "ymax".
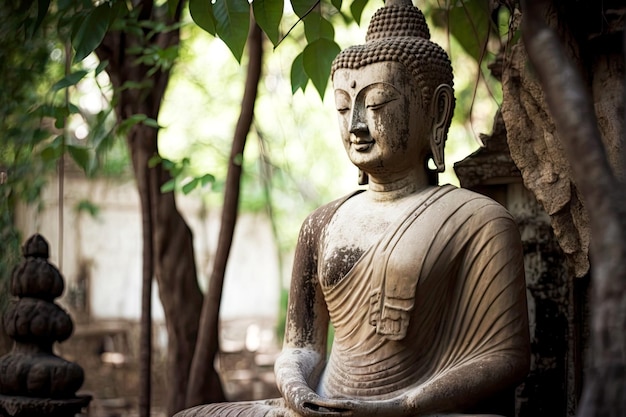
[
  {"xmin": 366, "ymin": 97, "xmax": 398, "ymax": 110},
  {"xmin": 336, "ymin": 106, "xmax": 350, "ymax": 114}
]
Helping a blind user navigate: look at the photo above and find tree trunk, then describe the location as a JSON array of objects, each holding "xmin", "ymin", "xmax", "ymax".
[
  {"xmin": 520, "ymin": 0, "xmax": 626, "ymax": 415},
  {"xmin": 128, "ymin": 122, "xmax": 155, "ymax": 417},
  {"xmin": 95, "ymin": 1, "xmax": 206, "ymax": 414},
  {"xmin": 186, "ymin": 20, "xmax": 264, "ymax": 408}
]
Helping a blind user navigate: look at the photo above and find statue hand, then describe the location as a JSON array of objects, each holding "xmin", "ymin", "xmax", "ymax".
[
  {"xmin": 333, "ymin": 397, "xmax": 407, "ymax": 417},
  {"xmin": 285, "ymin": 387, "xmax": 353, "ymax": 417}
]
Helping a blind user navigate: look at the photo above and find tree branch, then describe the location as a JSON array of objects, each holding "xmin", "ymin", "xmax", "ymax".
[{"xmin": 185, "ymin": 19, "xmax": 264, "ymax": 408}]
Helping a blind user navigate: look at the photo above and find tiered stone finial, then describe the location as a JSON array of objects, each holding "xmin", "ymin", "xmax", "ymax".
[{"xmin": 0, "ymin": 234, "xmax": 91, "ymax": 417}]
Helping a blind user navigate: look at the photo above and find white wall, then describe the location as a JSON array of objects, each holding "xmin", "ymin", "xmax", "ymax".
[{"xmin": 15, "ymin": 173, "xmax": 281, "ymax": 323}]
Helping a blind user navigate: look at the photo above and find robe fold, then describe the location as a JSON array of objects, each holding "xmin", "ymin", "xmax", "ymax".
[{"xmin": 317, "ymin": 186, "xmax": 528, "ymax": 402}]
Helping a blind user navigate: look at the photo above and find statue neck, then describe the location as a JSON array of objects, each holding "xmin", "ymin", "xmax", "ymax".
[{"xmin": 366, "ymin": 169, "xmax": 431, "ymax": 202}]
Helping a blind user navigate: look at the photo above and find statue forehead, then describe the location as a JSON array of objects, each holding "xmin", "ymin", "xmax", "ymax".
[{"xmin": 333, "ymin": 61, "xmax": 412, "ymax": 93}]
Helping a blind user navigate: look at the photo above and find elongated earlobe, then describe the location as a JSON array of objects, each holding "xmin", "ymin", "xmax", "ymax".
[
  {"xmin": 358, "ymin": 169, "xmax": 369, "ymax": 185},
  {"xmin": 430, "ymin": 84, "xmax": 454, "ymax": 173}
]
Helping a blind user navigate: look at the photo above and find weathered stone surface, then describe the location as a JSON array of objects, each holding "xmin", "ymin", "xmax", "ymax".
[
  {"xmin": 0, "ymin": 394, "xmax": 91, "ymax": 417},
  {"xmin": 454, "ymin": 111, "xmax": 520, "ymax": 190},
  {"xmin": 0, "ymin": 234, "xmax": 90, "ymax": 416},
  {"xmin": 501, "ymin": 41, "xmax": 590, "ymax": 278},
  {"xmin": 0, "ymin": 353, "xmax": 84, "ymax": 398},
  {"xmin": 11, "ymin": 257, "xmax": 64, "ymax": 300},
  {"xmin": 21, "ymin": 234, "xmax": 50, "ymax": 259},
  {"xmin": 3, "ymin": 299, "xmax": 73, "ymax": 343}
]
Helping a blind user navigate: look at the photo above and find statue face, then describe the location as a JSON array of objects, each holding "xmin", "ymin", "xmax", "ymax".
[{"xmin": 333, "ymin": 62, "xmax": 431, "ymax": 178}]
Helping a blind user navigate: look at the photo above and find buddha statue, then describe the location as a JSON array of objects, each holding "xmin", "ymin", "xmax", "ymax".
[{"xmin": 176, "ymin": 0, "xmax": 530, "ymax": 416}]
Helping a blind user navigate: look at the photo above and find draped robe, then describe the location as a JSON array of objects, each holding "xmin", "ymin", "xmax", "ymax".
[
  {"xmin": 317, "ymin": 185, "xmax": 528, "ymax": 404},
  {"xmin": 175, "ymin": 185, "xmax": 529, "ymax": 417}
]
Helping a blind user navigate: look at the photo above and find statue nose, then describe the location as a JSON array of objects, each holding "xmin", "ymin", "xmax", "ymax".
[{"xmin": 349, "ymin": 120, "xmax": 368, "ymax": 135}]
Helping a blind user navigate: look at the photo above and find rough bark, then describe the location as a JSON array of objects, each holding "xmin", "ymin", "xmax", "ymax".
[
  {"xmin": 500, "ymin": 3, "xmax": 590, "ymax": 278},
  {"xmin": 95, "ymin": 1, "xmax": 206, "ymax": 414},
  {"xmin": 186, "ymin": 21, "xmax": 263, "ymax": 408},
  {"xmin": 520, "ymin": 0, "xmax": 626, "ymax": 415},
  {"xmin": 502, "ymin": 0, "xmax": 626, "ymax": 281},
  {"xmin": 137, "ymin": 127, "xmax": 154, "ymax": 417}
]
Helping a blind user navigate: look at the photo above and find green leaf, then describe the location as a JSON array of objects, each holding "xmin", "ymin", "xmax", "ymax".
[
  {"xmin": 253, "ymin": 0, "xmax": 283, "ymax": 46},
  {"xmin": 67, "ymin": 145, "xmax": 91, "ymax": 173},
  {"xmin": 117, "ymin": 113, "xmax": 148, "ymax": 134},
  {"xmin": 110, "ymin": 0, "xmax": 129, "ymax": 22},
  {"xmin": 120, "ymin": 80, "xmax": 153, "ymax": 90},
  {"xmin": 331, "ymin": 0, "xmax": 341, "ymax": 12},
  {"xmin": 95, "ymin": 59, "xmax": 109, "ymax": 76},
  {"xmin": 32, "ymin": 128, "xmax": 50, "ymax": 145},
  {"xmin": 303, "ymin": 13, "xmax": 334, "ymax": 42},
  {"xmin": 148, "ymin": 155, "xmax": 162, "ymax": 168},
  {"xmin": 76, "ymin": 200, "xmax": 100, "ymax": 217},
  {"xmin": 40, "ymin": 136, "xmax": 64, "ymax": 162},
  {"xmin": 51, "ymin": 70, "xmax": 88, "ymax": 92},
  {"xmin": 73, "ymin": 3, "xmax": 112, "ymax": 62},
  {"xmin": 303, "ymin": 38, "xmax": 340, "ymax": 98},
  {"xmin": 168, "ymin": 0, "xmax": 181, "ymax": 16},
  {"xmin": 33, "ymin": 0, "xmax": 50, "ymax": 35},
  {"xmin": 38, "ymin": 104, "xmax": 70, "ymax": 126},
  {"xmin": 161, "ymin": 158, "xmax": 176, "ymax": 171},
  {"xmin": 189, "ymin": 0, "xmax": 217, "ymax": 35},
  {"xmin": 41, "ymin": 146, "xmax": 61, "ymax": 162},
  {"xmin": 68, "ymin": 102, "xmax": 80, "ymax": 114},
  {"xmin": 58, "ymin": 0, "xmax": 72, "ymax": 11},
  {"xmin": 182, "ymin": 178, "xmax": 199, "ymax": 194},
  {"xmin": 349, "ymin": 0, "xmax": 367, "ymax": 25},
  {"xmin": 290, "ymin": 52, "xmax": 308, "ymax": 93},
  {"xmin": 143, "ymin": 118, "xmax": 160, "ymax": 128},
  {"xmin": 200, "ymin": 173, "xmax": 216, "ymax": 186},
  {"xmin": 447, "ymin": 0, "xmax": 492, "ymax": 62},
  {"xmin": 160, "ymin": 179, "xmax": 176, "ymax": 193},
  {"xmin": 93, "ymin": 126, "xmax": 115, "ymax": 151},
  {"xmin": 290, "ymin": 0, "xmax": 317, "ymax": 18},
  {"xmin": 213, "ymin": 0, "xmax": 251, "ymax": 62}
]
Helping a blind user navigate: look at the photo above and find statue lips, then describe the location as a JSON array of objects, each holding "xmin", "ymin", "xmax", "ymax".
[{"xmin": 351, "ymin": 139, "xmax": 374, "ymax": 152}]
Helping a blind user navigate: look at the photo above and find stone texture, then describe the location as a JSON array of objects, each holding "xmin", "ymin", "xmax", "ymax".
[
  {"xmin": 501, "ymin": 41, "xmax": 590, "ymax": 278},
  {"xmin": 0, "ymin": 234, "xmax": 91, "ymax": 416}
]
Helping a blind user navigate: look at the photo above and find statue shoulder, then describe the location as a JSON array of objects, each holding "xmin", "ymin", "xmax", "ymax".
[
  {"xmin": 302, "ymin": 191, "xmax": 363, "ymax": 229},
  {"xmin": 297, "ymin": 191, "xmax": 364, "ymax": 246},
  {"xmin": 446, "ymin": 186, "xmax": 514, "ymax": 219}
]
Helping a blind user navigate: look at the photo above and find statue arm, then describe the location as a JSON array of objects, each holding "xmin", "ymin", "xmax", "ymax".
[
  {"xmin": 275, "ymin": 210, "xmax": 352, "ymax": 417},
  {"xmin": 341, "ymin": 352, "xmax": 528, "ymax": 417},
  {"xmin": 403, "ymin": 215, "xmax": 530, "ymax": 415},
  {"xmin": 401, "ymin": 352, "xmax": 528, "ymax": 415}
]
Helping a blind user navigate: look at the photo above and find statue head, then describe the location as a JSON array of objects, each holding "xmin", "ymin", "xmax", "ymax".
[{"xmin": 331, "ymin": 0, "xmax": 455, "ymax": 185}]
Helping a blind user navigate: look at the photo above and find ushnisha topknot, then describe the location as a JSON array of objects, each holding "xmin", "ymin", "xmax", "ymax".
[
  {"xmin": 331, "ymin": 0, "xmax": 454, "ymax": 110},
  {"xmin": 365, "ymin": 0, "xmax": 430, "ymax": 41}
]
